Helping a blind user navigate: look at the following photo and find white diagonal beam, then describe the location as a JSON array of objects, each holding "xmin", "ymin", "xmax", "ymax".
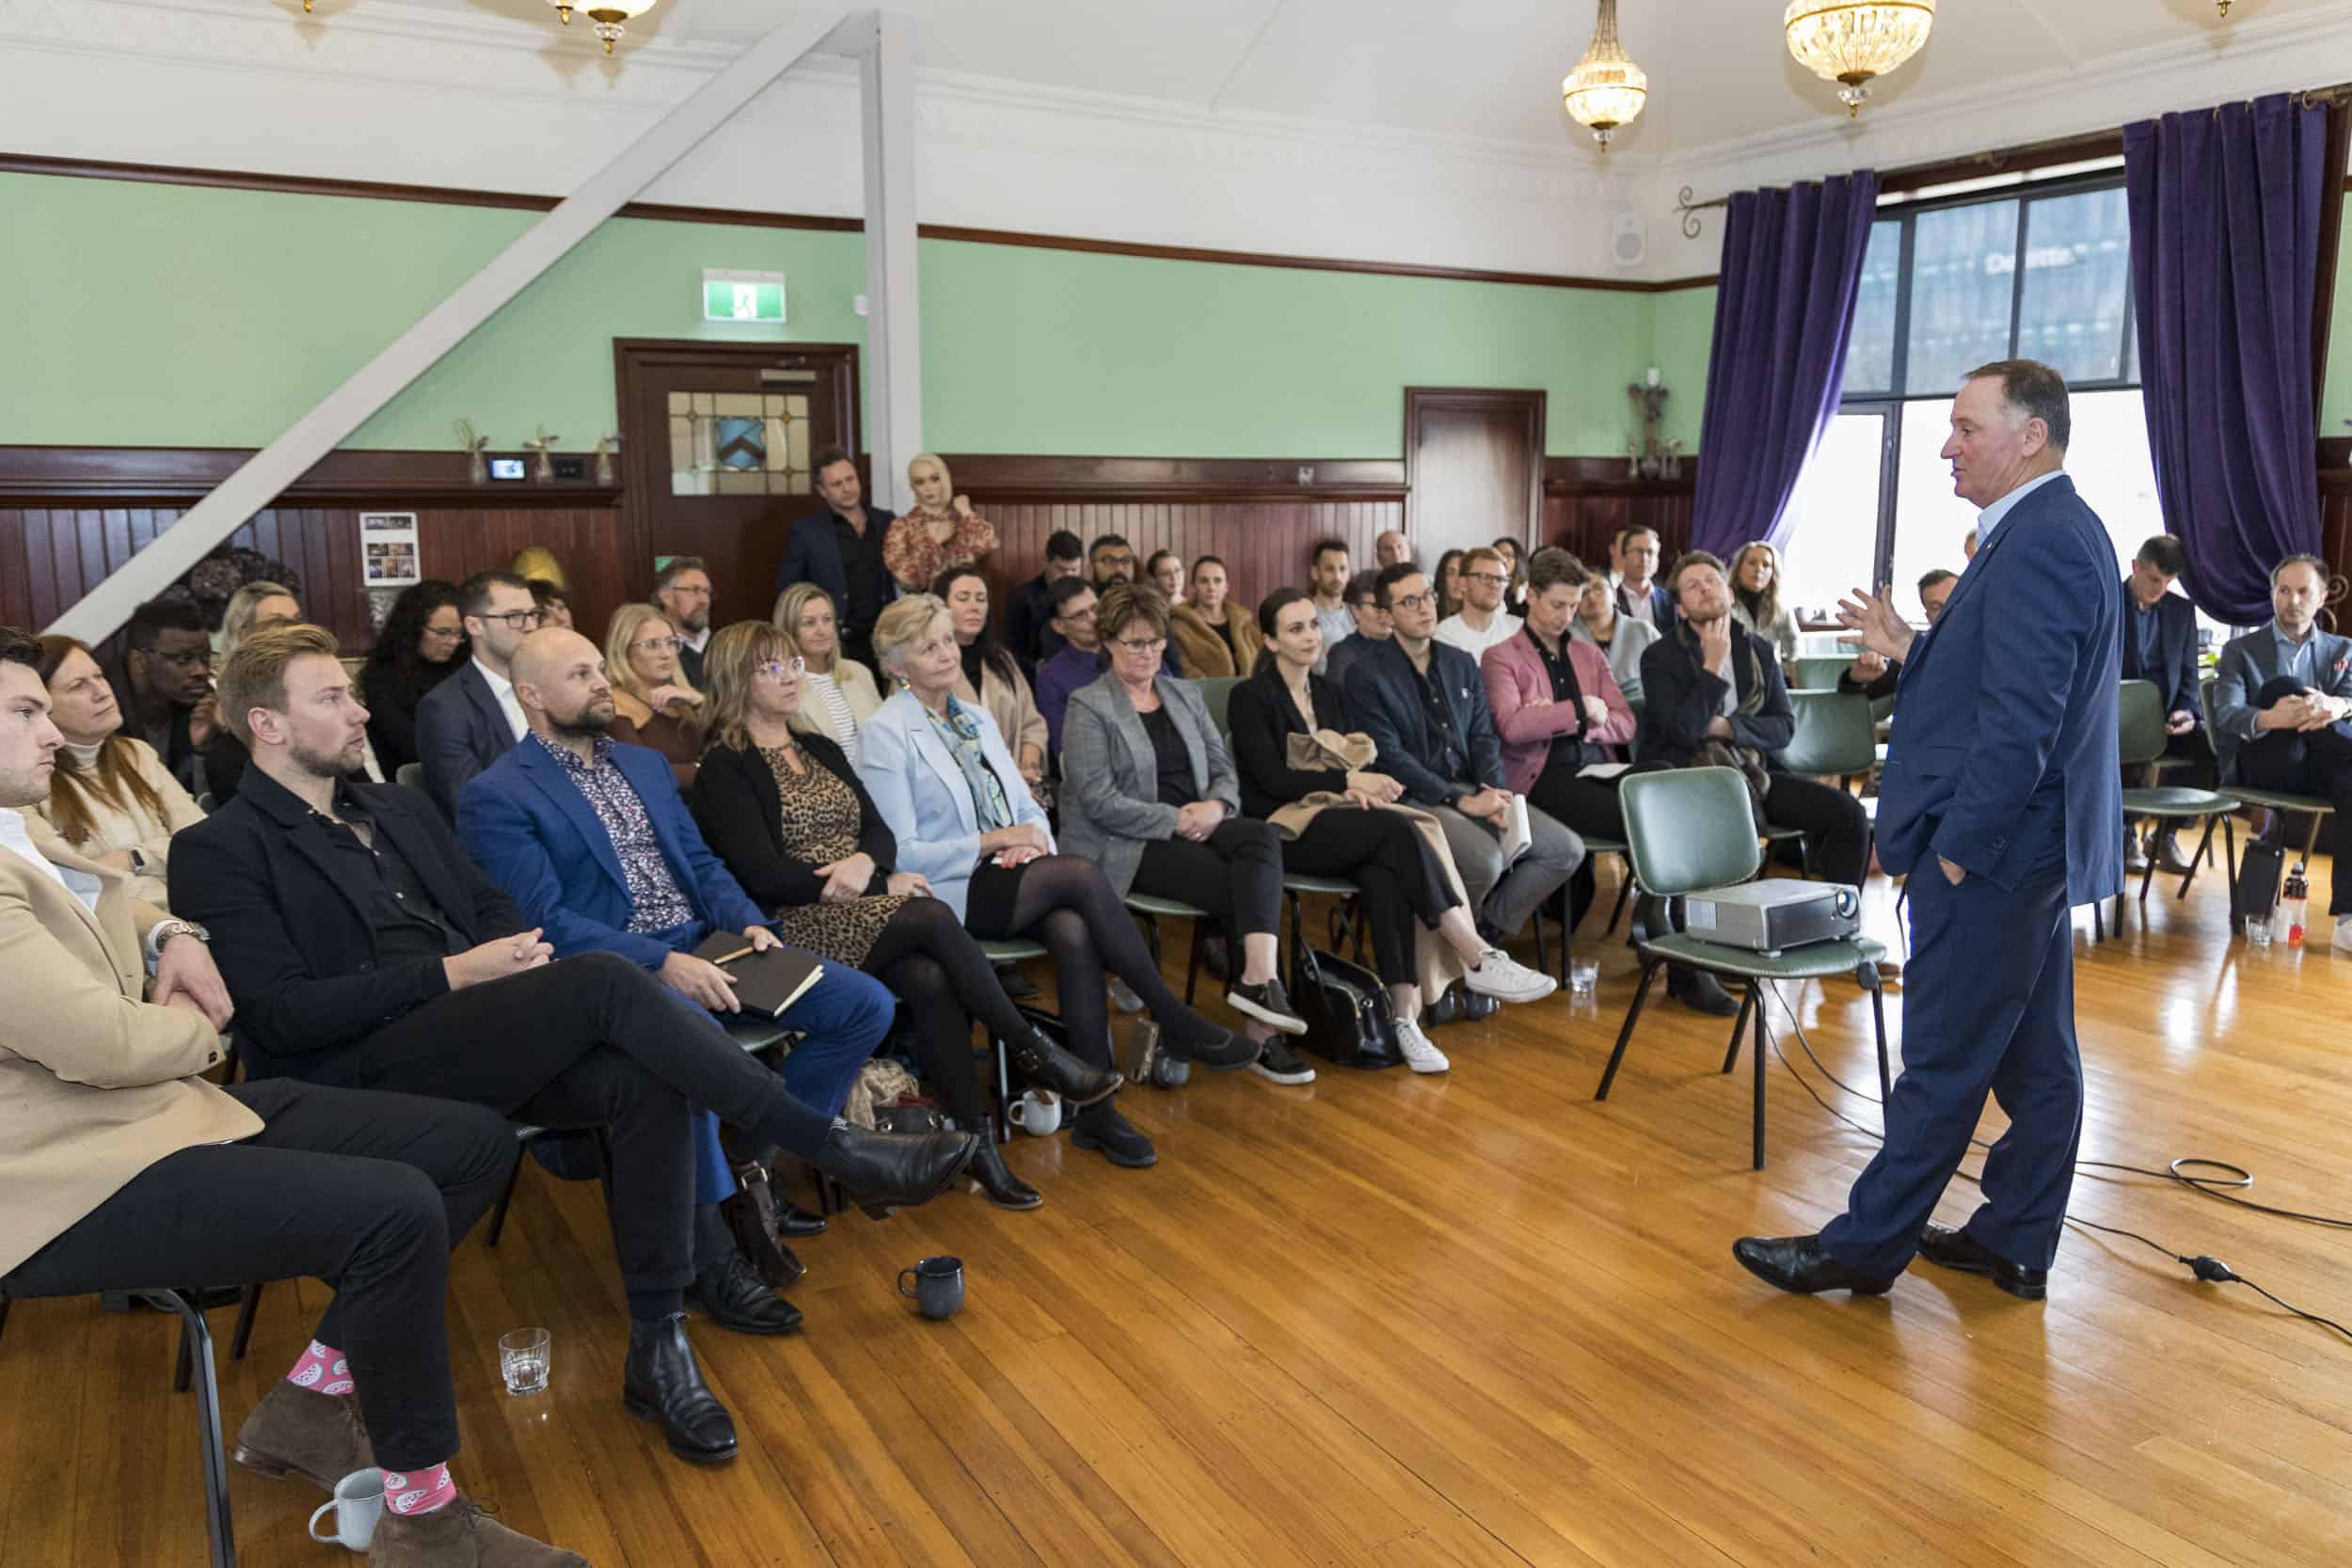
[
  {"xmin": 52, "ymin": 6, "xmax": 852, "ymax": 642},
  {"xmin": 859, "ymin": 8, "xmax": 922, "ymax": 511}
]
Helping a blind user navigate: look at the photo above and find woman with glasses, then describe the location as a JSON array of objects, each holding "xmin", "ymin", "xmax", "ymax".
[
  {"xmin": 931, "ymin": 565, "xmax": 1048, "ymax": 792},
  {"xmin": 773, "ymin": 582, "xmax": 882, "ymax": 767},
  {"xmin": 1168, "ymin": 555, "xmax": 1261, "ymax": 680},
  {"xmin": 1728, "ymin": 540, "xmax": 1801, "ymax": 666},
  {"xmin": 861, "ymin": 594, "xmax": 1255, "ymax": 1171},
  {"xmin": 605, "ymin": 603, "xmax": 706, "ymax": 790},
  {"xmin": 360, "ymin": 580, "xmax": 465, "ymax": 776},
  {"xmin": 1146, "ymin": 548, "xmax": 1186, "ymax": 607},
  {"xmin": 691, "ymin": 620, "xmax": 1120, "ymax": 1210}
]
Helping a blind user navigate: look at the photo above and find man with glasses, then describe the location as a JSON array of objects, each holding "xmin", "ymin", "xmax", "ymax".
[
  {"xmin": 1435, "ymin": 546, "xmax": 1525, "ymax": 662},
  {"xmin": 1033, "ymin": 577, "xmax": 1105, "ymax": 760},
  {"xmin": 415, "ymin": 570, "xmax": 541, "ymax": 818},
  {"xmin": 107, "ymin": 599, "xmax": 217, "ymax": 795},
  {"xmin": 653, "ymin": 558, "xmax": 715, "ymax": 689},
  {"xmin": 1089, "ymin": 533, "xmax": 1137, "ymax": 592}
]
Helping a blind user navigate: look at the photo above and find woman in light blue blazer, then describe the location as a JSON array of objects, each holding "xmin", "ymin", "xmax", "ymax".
[{"xmin": 861, "ymin": 595, "xmax": 1253, "ymax": 1170}]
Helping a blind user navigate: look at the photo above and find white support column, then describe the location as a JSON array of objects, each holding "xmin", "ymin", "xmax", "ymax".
[
  {"xmin": 50, "ymin": 8, "xmax": 850, "ymax": 643},
  {"xmin": 858, "ymin": 9, "xmax": 923, "ymax": 513}
]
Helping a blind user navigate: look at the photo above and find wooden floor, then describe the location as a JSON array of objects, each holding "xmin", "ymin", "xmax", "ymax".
[{"xmin": 7, "ymin": 849, "xmax": 2350, "ymax": 1567}]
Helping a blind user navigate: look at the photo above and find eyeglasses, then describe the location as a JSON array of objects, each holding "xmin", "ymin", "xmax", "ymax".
[
  {"xmin": 631, "ymin": 636, "xmax": 684, "ymax": 653},
  {"xmin": 478, "ymin": 609, "xmax": 543, "ymax": 631},
  {"xmin": 756, "ymin": 657, "xmax": 807, "ymax": 678},
  {"xmin": 664, "ymin": 584, "xmax": 712, "ymax": 599},
  {"xmin": 1057, "ymin": 605, "xmax": 1098, "ymax": 623},
  {"xmin": 1464, "ymin": 572, "xmax": 1508, "ymax": 586},
  {"xmin": 1112, "ymin": 635, "xmax": 1168, "ymax": 655},
  {"xmin": 421, "ymin": 626, "xmax": 465, "ymax": 642},
  {"xmin": 1391, "ymin": 593, "xmax": 1435, "ymax": 611}
]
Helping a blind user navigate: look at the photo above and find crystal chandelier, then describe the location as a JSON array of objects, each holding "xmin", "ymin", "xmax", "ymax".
[
  {"xmin": 1784, "ymin": 1, "xmax": 1936, "ymax": 118},
  {"xmin": 548, "ymin": 0, "xmax": 660, "ymax": 55},
  {"xmin": 1562, "ymin": 0, "xmax": 1649, "ymax": 152}
]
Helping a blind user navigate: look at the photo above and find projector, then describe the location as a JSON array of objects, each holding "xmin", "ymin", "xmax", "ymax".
[{"xmin": 1681, "ymin": 880, "xmax": 1861, "ymax": 954}]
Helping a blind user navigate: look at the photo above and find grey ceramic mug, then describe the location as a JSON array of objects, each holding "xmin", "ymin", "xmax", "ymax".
[{"xmin": 898, "ymin": 1255, "xmax": 964, "ymax": 1321}]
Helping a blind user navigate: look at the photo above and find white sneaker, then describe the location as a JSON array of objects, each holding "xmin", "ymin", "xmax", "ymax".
[
  {"xmin": 2333, "ymin": 920, "xmax": 2352, "ymax": 956},
  {"xmin": 1463, "ymin": 949, "xmax": 1558, "ymax": 1004},
  {"xmin": 1394, "ymin": 1019, "xmax": 1451, "ymax": 1074},
  {"xmin": 1108, "ymin": 976, "xmax": 1145, "ymax": 1013}
]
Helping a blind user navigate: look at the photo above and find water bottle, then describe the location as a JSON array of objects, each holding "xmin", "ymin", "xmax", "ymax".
[{"xmin": 2280, "ymin": 869, "xmax": 2308, "ymax": 948}]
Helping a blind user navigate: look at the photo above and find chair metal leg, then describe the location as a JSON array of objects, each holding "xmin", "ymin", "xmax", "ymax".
[
  {"xmin": 1750, "ymin": 983, "xmax": 1768, "ymax": 1172},
  {"xmin": 1183, "ymin": 921, "xmax": 1204, "ymax": 1006},
  {"xmin": 2137, "ymin": 845, "xmax": 2160, "ymax": 908},
  {"xmin": 230, "ymin": 1282, "xmax": 263, "ymax": 1362},
  {"xmin": 2225, "ymin": 814, "xmax": 2244, "ymax": 924},
  {"xmin": 1530, "ymin": 899, "xmax": 1550, "ymax": 983},
  {"xmin": 1593, "ymin": 958, "xmax": 1661, "ymax": 1101},
  {"xmin": 2091, "ymin": 902, "xmax": 2105, "ymax": 942},
  {"xmin": 1722, "ymin": 984, "xmax": 1754, "ymax": 1074},
  {"xmin": 143, "ymin": 1289, "xmax": 236, "ymax": 1568},
  {"xmin": 2178, "ymin": 816, "xmax": 2218, "ymax": 900},
  {"xmin": 1606, "ymin": 867, "xmax": 1632, "ymax": 936}
]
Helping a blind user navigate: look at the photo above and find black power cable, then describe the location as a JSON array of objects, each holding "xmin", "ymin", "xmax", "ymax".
[{"xmin": 1751, "ymin": 982, "xmax": 2352, "ymax": 1346}]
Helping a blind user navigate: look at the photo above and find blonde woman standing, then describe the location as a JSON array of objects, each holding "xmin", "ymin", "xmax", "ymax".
[
  {"xmin": 883, "ymin": 452, "xmax": 997, "ymax": 592},
  {"xmin": 604, "ymin": 602, "xmax": 706, "ymax": 789}
]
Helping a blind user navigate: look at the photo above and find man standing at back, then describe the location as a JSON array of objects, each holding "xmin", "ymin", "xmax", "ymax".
[
  {"xmin": 776, "ymin": 448, "xmax": 897, "ymax": 672},
  {"xmin": 1736, "ymin": 359, "xmax": 2121, "ymax": 1301},
  {"xmin": 415, "ymin": 569, "xmax": 540, "ymax": 818}
]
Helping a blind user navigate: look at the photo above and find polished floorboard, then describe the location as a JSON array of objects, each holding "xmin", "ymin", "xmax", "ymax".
[{"xmin": 4, "ymin": 850, "xmax": 2348, "ymax": 1567}]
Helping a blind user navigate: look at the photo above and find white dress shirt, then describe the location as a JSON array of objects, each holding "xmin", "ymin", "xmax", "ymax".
[
  {"xmin": 475, "ymin": 658, "xmax": 528, "ymax": 742},
  {"xmin": 0, "ymin": 805, "xmax": 93, "ymax": 913},
  {"xmin": 1972, "ymin": 468, "xmax": 2065, "ymax": 549}
]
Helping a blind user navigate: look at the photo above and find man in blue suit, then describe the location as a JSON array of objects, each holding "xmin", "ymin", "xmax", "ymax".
[
  {"xmin": 1737, "ymin": 359, "xmax": 2122, "ymax": 1301},
  {"xmin": 2119, "ymin": 534, "xmax": 2213, "ymax": 871},
  {"xmin": 458, "ymin": 627, "xmax": 897, "ymax": 1333},
  {"xmin": 773, "ymin": 446, "xmax": 898, "ymax": 672},
  {"xmin": 1613, "ymin": 526, "xmax": 1676, "ymax": 631},
  {"xmin": 414, "ymin": 569, "xmax": 539, "ymax": 818}
]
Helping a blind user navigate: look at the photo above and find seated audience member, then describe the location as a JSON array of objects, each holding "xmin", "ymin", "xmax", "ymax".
[
  {"xmin": 2119, "ymin": 534, "xmax": 2215, "ymax": 873},
  {"xmin": 885, "ymin": 452, "xmax": 997, "ymax": 593},
  {"xmin": 1963, "ymin": 525, "xmax": 1979, "ymax": 561},
  {"xmin": 773, "ymin": 583, "xmax": 882, "ymax": 767},
  {"xmin": 106, "ymin": 598, "xmax": 216, "ymax": 796},
  {"xmin": 1235, "ymin": 590, "xmax": 1557, "ymax": 1075},
  {"xmin": 1493, "ymin": 536, "xmax": 1530, "ymax": 618},
  {"xmin": 1147, "ymin": 548, "xmax": 1187, "ymax": 607},
  {"xmin": 691, "ymin": 622, "xmax": 1120, "ymax": 1209},
  {"xmin": 1060, "ymin": 584, "xmax": 1311, "ymax": 1040},
  {"xmin": 652, "ymin": 557, "xmax": 715, "ymax": 689},
  {"xmin": 1432, "ymin": 549, "xmax": 1468, "ymax": 621},
  {"xmin": 860, "ymin": 594, "xmax": 1252, "ymax": 1168},
  {"xmin": 1322, "ymin": 569, "xmax": 1391, "ymax": 692},
  {"xmin": 0, "ymin": 626, "xmax": 589, "ymax": 1568},
  {"xmin": 1728, "ymin": 542, "xmax": 1802, "ymax": 666},
  {"xmin": 1005, "ymin": 528, "xmax": 1086, "ymax": 673},
  {"xmin": 360, "ymin": 580, "xmax": 466, "ymax": 779},
  {"xmin": 1375, "ymin": 530, "xmax": 1415, "ymax": 569},
  {"xmin": 1344, "ymin": 562, "xmax": 1585, "ymax": 947},
  {"xmin": 33, "ymin": 636, "xmax": 207, "ymax": 907},
  {"xmin": 935, "ymin": 565, "xmax": 1048, "ymax": 791},
  {"xmin": 2212, "ymin": 554, "xmax": 2352, "ymax": 951},
  {"xmin": 606, "ymin": 602, "xmax": 707, "ymax": 791},
  {"xmin": 776, "ymin": 446, "xmax": 898, "ymax": 672},
  {"xmin": 527, "ymin": 576, "xmax": 574, "ymax": 631},
  {"xmin": 171, "ymin": 625, "xmax": 978, "ymax": 1469},
  {"xmin": 1636, "ymin": 551, "xmax": 1873, "ymax": 1012},
  {"xmin": 1571, "ymin": 568, "xmax": 1658, "ymax": 707},
  {"xmin": 1435, "ymin": 546, "xmax": 1525, "ymax": 661},
  {"xmin": 1615, "ymin": 527, "xmax": 1673, "ymax": 629},
  {"xmin": 202, "ymin": 581, "xmax": 322, "ymax": 803},
  {"xmin": 1168, "ymin": 556, "xmax": 1261, "ymax": 679},
  {"xmin": 1839, "ymin": 569, "xmax": 1955, "ymax": 702},
  {"xmin": 1307, "ymin": 539, "xmax": 1355, "ymax": 669},
  {"xmin": 1033, "ymin": 577, "xmax": 1104, "ymax": 758},
  {"xmin": 415, "ymin": 569, "xmax": 541, "ymax": 818},
  {"xmin": 1089, "ymin": 531, "xmax": 1137, "ymax": 591},
  {"xmin": 1483, "ymin": 548, "xmax": 1639, "ymax": 928}
]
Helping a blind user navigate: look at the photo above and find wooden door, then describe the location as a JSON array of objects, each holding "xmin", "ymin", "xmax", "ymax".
[
  {"xmin": 614, "ymin": 340, "xmax": 861, "ymax": 630},
  {"xmin": 1403, "ymin": 388, "xmax": 1546, "ymax": 570}
]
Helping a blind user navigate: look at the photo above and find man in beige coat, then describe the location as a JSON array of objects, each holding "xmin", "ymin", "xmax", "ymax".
[{"xmin": 0, "ymin": 626, "xmax": 585, "ymax": 1568}]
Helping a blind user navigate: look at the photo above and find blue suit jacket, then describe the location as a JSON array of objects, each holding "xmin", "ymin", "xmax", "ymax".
[
  {"xmin": 1616, "ymin": 579, "xmax": 1676, "ymax": 631},
  {"xmin": 857, "ymin": 689, "xmax": 1055, "ymax": 923},
  {"xmin": 415, "ymin": 662, "xmax": 516, "ymax": 820},
  {"xmin": 2119, "ymin": 583, "xmax": 2201, "ymax": 721},
  {"xmin": 773, "ymin": 506, "xmax": 900, "ymax": 619},
  {"xmin": 455, "ymin": 736, "xmax": 766, "ymax": 971},
  {"xmin": 1876, "ymin": 474, "xmax": 2122, "ymax": 904},
  {"xmin": 1343, "ymin": 637, "xmax": 1505, "ymax": 807}
]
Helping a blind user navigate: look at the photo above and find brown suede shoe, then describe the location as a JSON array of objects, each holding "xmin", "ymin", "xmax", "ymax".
[
  {"xmin": 369, "ymin": 1496, "xmax": 589, "ymax": 1567},
  {"xmin": 231, "ymin": 1380, "xmax": 374, "ymax": 1493}
]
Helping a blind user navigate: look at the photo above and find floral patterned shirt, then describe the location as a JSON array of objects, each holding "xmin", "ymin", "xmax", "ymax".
[{"xmin": 532, "ymin": 734, "xmax": 694, "ymax": 934}]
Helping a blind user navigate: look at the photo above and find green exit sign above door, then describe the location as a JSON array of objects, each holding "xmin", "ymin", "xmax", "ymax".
[{"xmin": 703, "ymin": 269, "xmax": 787, "ymax": 323}]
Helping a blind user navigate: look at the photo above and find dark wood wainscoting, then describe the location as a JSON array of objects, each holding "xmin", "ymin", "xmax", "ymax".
[
  {"xmin": 1541, "ymin": 457, "xmax": 1697, "ymax": 569},
  {"xmin": 2319, "ymin": 442, "xmax": 2352, "ymax": 630}
]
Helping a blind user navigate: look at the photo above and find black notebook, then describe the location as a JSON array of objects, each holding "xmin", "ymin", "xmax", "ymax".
[{"xmin": 691, "ymin": 933, "xmax": 825, "ymax": 1019}]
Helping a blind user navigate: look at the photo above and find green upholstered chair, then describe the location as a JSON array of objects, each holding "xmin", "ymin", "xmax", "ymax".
[
  {"xmin": 1124, "ymin": 892, "xmax": 1216, "ymax": 1005},
  {"xmin": 1195, "ymin": 675, "xmax": 1243, "ymax": 747},
  {"xmin": 2114, "ymin": 679, "xmax": 2239, "ymax": 931},
  {"xmin": 1788, "ymin": 655, "xmax": 1853, "ymax": 693},
  {"xmin": 1780, "ymin": 689, "xmax": 1880, "ymax": 787},
  {"xmin": 1594, "ymin": 766, "xmax": 1891, "ymax": 1170}
]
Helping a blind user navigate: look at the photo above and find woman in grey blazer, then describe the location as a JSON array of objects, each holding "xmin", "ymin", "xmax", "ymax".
[{"xmin": 1061, "ymin": 585, "xmax": 1310, "ymax": 1043}]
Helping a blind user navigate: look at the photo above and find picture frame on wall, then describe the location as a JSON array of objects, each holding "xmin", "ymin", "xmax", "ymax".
[{"xmin": 360, "ymin": 512, "xmax": 421, "ymax": 587}]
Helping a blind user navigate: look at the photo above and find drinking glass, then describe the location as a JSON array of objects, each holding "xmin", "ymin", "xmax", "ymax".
[
  {"xmin": 2242, "ymin": 914, "xmax": 2273, "ymax": 950},
  {"xmin": 499, "ymin": 1328, "xmax": 550, "ymax": 1396},
  {"xmin": 1568, "ymin": 957, "xmax": 1600, "ymax": 1000}
]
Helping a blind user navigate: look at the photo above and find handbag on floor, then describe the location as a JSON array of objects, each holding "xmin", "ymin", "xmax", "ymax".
[
  {"xmin": 1286, "ymin": 942, "xmax": 1404, "ymax": 1069},
  {"xmin": 2233, "ymin": 839, "xmax": 2285, "ymax": 927}
]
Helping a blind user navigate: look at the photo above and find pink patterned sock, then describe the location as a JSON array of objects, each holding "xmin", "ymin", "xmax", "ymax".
[
  {"xmin": 284, "ymin": 1340, "xmax": 355, "ymax": 1398},
  {"xmin": 384, "ymin": 1463, "xmax": 457, "ymax": 1517}
]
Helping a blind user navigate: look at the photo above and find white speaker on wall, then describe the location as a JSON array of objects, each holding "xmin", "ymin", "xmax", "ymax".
[{"xmin": 1609, "ymin": 208, "xmax": 1647, "ymax": 268}]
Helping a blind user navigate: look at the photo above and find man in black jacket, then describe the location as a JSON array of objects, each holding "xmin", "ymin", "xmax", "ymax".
[
  {"xmin": 1005, "ymin": 529, "xmax": 1087, "ymax": 675},
  {"xmin": 171, "ymin": 624, "xmax": 976, "ymax": 1468},
  {"xmin": 2119, "ymin": 534, "xmax": 2212, "ymax": 871},
  {"xmin": 107, "ymin": 597, "xmax": 216, "ymax": 795},
  {"xmin": 1637, "ymin": 552, "xmax": 1873, "ymax": 1012}
]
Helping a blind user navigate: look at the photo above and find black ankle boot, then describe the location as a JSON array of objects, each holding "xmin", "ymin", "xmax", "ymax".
[
  {"xmin": 968, "ymin": 1117, "xmax": 1043, "ymax": 1209},
  {"xmin": 1008, "ymin": 1028, "xmax": 1122, "ymax": 1107},
  {"xmin": 809, "ymin": 1121, "xmax": 979, "ymax": 1215},
  {"xmin": 622, "ymin": 1314, "xmax": 738, "ymax": 1465}
]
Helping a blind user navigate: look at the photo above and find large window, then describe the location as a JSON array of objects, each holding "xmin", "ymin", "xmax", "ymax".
[{"xmin": 1788, "ymin": 170, "xmax": 2171, "ymax": 626}]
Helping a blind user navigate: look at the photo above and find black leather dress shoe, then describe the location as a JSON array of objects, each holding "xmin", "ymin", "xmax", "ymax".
[
  {"xmin": 810, "ymin": 1121, "xmax": 978, "ymax": 1214},
  {"xmin": 623, "ymin": 1314, "xmax": 738, "ymax": 1465},
  {"xmin": 1916, "ymin": 1223, "xmax": 2047, "ymax": 1300},
  {"xmin": 1731, "ymin": 1234, "xmax": 1898, "ymax": 1295},
  {"xmin": 1669, "ymin": 967, "xmax": 1742, "ymax": 1018},
  {"xmin": 775, "ymin": 1201, "xmax": 828, "ymax": 1239},
  {"xmin": 1008, "ymin": 1027, "xmax": 1123, "ymax": 1106},
  {"xmin": 685, "ymin": 1249, "xmax": 805, "ymax": 1335}
]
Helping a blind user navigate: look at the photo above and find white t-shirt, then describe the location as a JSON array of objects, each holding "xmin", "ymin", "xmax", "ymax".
[{"xmin": 1434, "ymin": 610, "xmax": 1524, "ymax": 663}]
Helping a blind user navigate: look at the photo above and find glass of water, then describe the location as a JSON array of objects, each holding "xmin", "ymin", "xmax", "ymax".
[
  {"xmin": 1568, "ymin": 957, "xmax": 1600, "ymax": 1001},
  {"xmin": 499, "ymin": 1327, "xmax": 550, "ymax": 1396},
  {"xmin": 2243, "ymin": 914, "xmax": 2274, "ymax": 949}
]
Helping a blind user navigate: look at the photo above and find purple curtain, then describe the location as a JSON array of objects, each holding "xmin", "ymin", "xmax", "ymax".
[
  {"xmin": 1689, "ymin": 172, "xmax": 1880, "ymax": 559},
  {"xmin": 2125, "ymin": 94, "xmax": 2329, "ymax": 626}
]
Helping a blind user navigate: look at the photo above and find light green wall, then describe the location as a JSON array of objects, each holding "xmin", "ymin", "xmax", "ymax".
[
  {"xmin": 2327, "ymin": 214, "xmax": 2352, "ymax": 439},
  {"xmin": 1, "ymin": 171, "xmax": 1710, "ymax": 459}
]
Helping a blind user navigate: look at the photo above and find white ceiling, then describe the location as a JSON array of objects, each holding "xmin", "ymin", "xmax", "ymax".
[{"xmin": 307, "ymin": 0, "xmax": 2352, "ymax": 158}]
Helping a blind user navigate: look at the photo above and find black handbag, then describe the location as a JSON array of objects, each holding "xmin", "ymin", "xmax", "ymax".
[
  {"xmin": 1286, "ymin": 942, "xmax": 1405, "ymax": 1069},
  {"xmin": 2233, "ymin": 840, "xmax": 2285, "ymax": 926}
]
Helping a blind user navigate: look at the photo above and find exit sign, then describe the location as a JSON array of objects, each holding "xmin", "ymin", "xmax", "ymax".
[{"xmin": 703, "ymin": 269, "xmax": 787, "ymax": 323}]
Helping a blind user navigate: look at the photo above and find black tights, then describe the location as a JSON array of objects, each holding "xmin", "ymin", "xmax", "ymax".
[
  {"xmin": 968, "ymin": 854, "xmax": 1223, "ymax": 1060},
  {"xmin": 865, "ymin": 896, "xmax": 1037, "ymax": 1126}
]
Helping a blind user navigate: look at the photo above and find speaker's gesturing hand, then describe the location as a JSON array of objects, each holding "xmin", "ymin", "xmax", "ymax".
[{"xmin": 1836, "ymin": 585, "xmax": 1916, "ymax": 666}]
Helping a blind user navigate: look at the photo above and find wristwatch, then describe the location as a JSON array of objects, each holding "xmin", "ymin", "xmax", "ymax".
[{"xmin": 152, "ymin": 919, "xmax": 210, "ymax": 948}]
